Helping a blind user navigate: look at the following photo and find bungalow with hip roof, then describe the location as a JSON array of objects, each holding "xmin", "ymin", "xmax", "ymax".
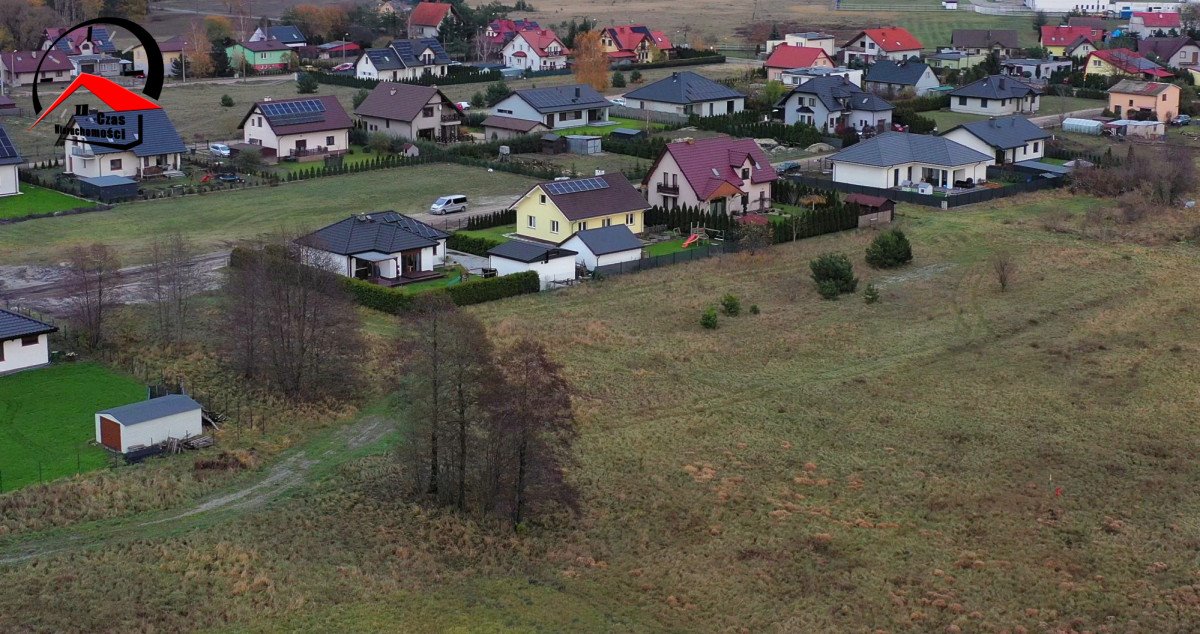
[
  {"xmin": 511, "ymin": 173, "xmax": 648, "ymax": 243},
  {"xmin": 486, "ymin": 241, "xmax": 578, "ymax": 290},
  {"xmin": 239, "ymin": 95, "xmax": 353, "ymax": 162},
  {"xmin": 408, "ymin": 2, "xmax": 459, "ymax": 38},
  {"xmin": 490, "ymin": 84, "xmax": 611, "ymax": 130},
  {"xmin": 354, "ymin": 38, "xmax": 450, "ymax": 81},
  {"xmin": 1137, "ymin": 36, "xmax": 1200, "ymax": 68},
  {"xmin": 1084, "ymin": 48, "xmax": 1173, "ymax": 79},
  {"xmin": 863, "ymin": 60, "xmax": 940, "ymax": 97},
  {"xmin": 1128, "ymin": 12, "xmax": 1182, "ymax": 38},
  {"xmin": 949, "ymin": 75, "xmax": 1041, "ymax": 116},
  {"xmin": 558, "ymin": 224, "xmax": 644, "ymax": 271},
  {"xmin": 764, "ymin": 45, "xmax": 835, "ymax": 81},
  {"xmin": 296, "ymin": 211, "xmax": 449, "ymax": 285},
  {"xmin": 127, "ymin": 36, "xmax": 185, "ymax": 77},
  {"xmin": 481, "ymin": 115, "xmax": 550, "ymax": 141},
  {"xmin": 643, "ymin": 135, "xmax": 779, "ymax": 214},
  {"xmin": 68, "ymin": 52, "xmax": 127, "ymax": 78},
  {"xmin": 775, "ymin": 75, "xmax": 894, "ymax": 133},
  {"xmin": 949, "ymin": 29, "xmax": 1020, "ymax": 58},
  {"xmin": 941, "ymin": 115, "xmax": 1051, "ymax": 165},
  {"xmin": 502, "ymin": 28, "xmax": 570, "ymax": 71},
  {"xmin": 227, "ymin": 39, "xmax": 295, "ymax": 72},
  {"xmin": 841, "ymin": 27, "xmax": 923, "ymax": 64},
  {"xmin": 354, "ymin": 82, "xmax": 462, "ymax": 142},
  {"xmin": 623, "ymin": 71, "xmax": 746, "ymax": 117},
  {"xmin": 827, "ymin": 131, "xmax": 993, "ymax": 189},
  {"xmin": 64, "ymin": 109, "xmax": 186, "ymax": 180},
  {"xmin": 0, "ymin": 50, "xmax": 72, "ymax": 86},
  {"xmin": 1039, "ymin": 26, "xmax": 1104, "ymax": 57},
  {"xmin": 0, "ymin": 124, "xmax": 23, "ymax": 197},
  {"xmin": 250, "ymin": 25, "xmax": 308, "ymax": 48},
  {"xmin": 1108, "ymin": 79, "xmax": 1181, "ymax": 121},
  {"xmin": 0, "ymin": 308, "xmax": 57, "ymax": 375}
]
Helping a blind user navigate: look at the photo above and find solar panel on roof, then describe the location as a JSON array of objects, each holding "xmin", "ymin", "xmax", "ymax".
[
  {"xmin": 0, "ymin": 128, "xmax": 16, "ymax": 160},
  {"xmin": 544, "ymin": 177, "xmax": 609, "ymax": 196}
]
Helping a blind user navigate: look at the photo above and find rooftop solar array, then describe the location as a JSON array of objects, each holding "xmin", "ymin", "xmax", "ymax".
[
  {"xmin": 0, "ymin": 125, "xmax": 22, "ymax": 166},
  {"xmin": 544, "ymin": 177, "xmax": 609, "ymax": 196},
  {"xmin": 260, "ymin": 99, "xmax": 327, "ymax": 126}
]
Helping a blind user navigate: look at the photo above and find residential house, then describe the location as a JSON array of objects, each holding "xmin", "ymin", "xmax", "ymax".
[
  {"xmin": 1002, "ymin": 57, "xmax": 1073, "ymax": 80},
  {"xmin": 481, "ymin": 115, "xmax": 549, "ymax": 140},
  {"xmin": 949, "ymin": 29, "xmax": 1020, "ymax": 58},
  {"xmin": 643, "ymin": 136, "xmax": 778, "ymax": 214},
  {"xmin": 827, "ymin": 131, "xmax": 992, "ymax": 189},
  {"xmin": 316, "ymin": 40, "xmax": 362, "ymax": 61},
  {"xmin": 558, "ymin": 225, "xmax": 643, "ymax": 271},
  {"xmin": 64, "ymin": 109, "xmax": 186, "ymax": 179},
  {"xmin": 128, "ymin": 36, "xmax": 185, "ymax": 77},
  {"xmin": 841, "ymin": 27, "xmax": 923, "ymax": 64},
  {"xmin": 491, "ymin": 84, "xmax": 610, "ymax": 130},
  {"xmin": 250, "ymin": 25, "xmax": 308, "ymax": 48},
  {"xmin": 1107, "ymin": 79, "xmax": 1181, "ymax": 121},
  {"xmin": 1066, "ymin": 16, "xmax": 1113, "ymax": 32},
  {"xmin": 239, "ymin": 95, "xmax": 353, "ymax": 161},
  {"xmin": 42, "ymin": 26, "xmax": 116, "ymax": 54},
  {"xmin": 927, "ymin": 50, "xmax": 987, "ymax": 70},
  {"xmin": 623, "ymin": 71, "xmax": 746, "ymax": 117},
  {"xmin": 0, "ymin": 124, "xmax": 21, "ymax": 197},
  {"xmin": 863, "ymin": 60, "xmax": 940, "ymax": 97},
  {"xmin": 408, "ymin": 2, "xmax": 459, "ymax": 38},
  {"xmin": 949, "ymin": 75, "xmax": 1040, "ymax": 116},
  {"xmin": 1128, "ymin": 11, "xmax": 1182, "ymax": 37},
  {"xmin": 0, "ymin": 50, "xmax": 72, "ymax": 87},
  {"xmin": 501, "ymin": 28, "xmax": 569, "ymax": 71},
  {"xmin": 68, "ymin": 53, "xmax": 126, "ymax": 78},
  {"xmin": 764, "ymin": 45, "xmax": 835, "ymax": 81},
  {"xmin": 1137, "ymin": 36, "xmax": 1200, "ymax": 68},
  {"xmin": 780, "ymin": 66, "xmax": 863, "ymax": 87},
  {"xmin": 355, "ymin": 38, "xmax": 450, "ymax": 81},
  {"xmin": 1084, "ymin": 48, "xmax": 1173, "ymax": 79},
  {"xmin": 485, "ymin": 18, "xmax": 541, "ymax": 46},
  {"xmin": 354, "ymin": 82, "xmax": 462, "ymax": 142},
  {"xmin": 486, "ymin": 241, "xmax": 578, "ymax": 289},
  {"xmin": 776, "ymin": 75, "xmax": 894, "ymax": 133},
  {"xmin": 765, "ymin": 32, "xmax": 837, "ymax": 56},
  {"xmin": 1039, "ymin": 26, "xmax": 1104, "ymax": 56},
  {"xmin": 296, "ymin": 212, "xmax": 449, "ymax": 285},
  {"xmin": 227, "ymin": 40, "xmax": 295, "ymax": 73},
  {"xmin": 942, "ymin": 115, "xmax": 1051, "ymax": 164},
  {"xmin": 1062, "ymin": 36, "xmax": 1099, "ymax": 59},
  {"xmin": 0, "ymin": 309, "xmax": 57, "ymax": 375},
  {"xmin": 511, "ymin": 173, "xmax": 648, "ymax": 243},
  {"xmin": 1025, "ymin": 0, "xmax": 1185, "ymax": 9},
  {"xmin": 600, "ymin": 25, "xmax": 674, "ymax": 64}
]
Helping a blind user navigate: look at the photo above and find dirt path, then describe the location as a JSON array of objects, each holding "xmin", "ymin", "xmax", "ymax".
[{"xmin": 0, "ymin": 415, "xmax": 395, "ymax": 566}]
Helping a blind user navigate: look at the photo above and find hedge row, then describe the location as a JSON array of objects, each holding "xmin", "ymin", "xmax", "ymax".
[
  {"xmin": 466, "ymin": 208, "xmax": 517, "ymax": 230},
  {"xmin": 314, "ymin": 66, "xmax": 503, "ymax": 90},
  {"xmin": 892, "ymin": 93, "xmax": 951, "ymax": 113},
  {"xmin": 615, "ymin": 55, "xmax": 726, "ymax": 71},
  {"xmin": 345, "ymin": 271, "xmax": 541, "ymax": 312},
  {"xmin": 446, "ymin": 233, "xmax": 503, "ymax": 256}
]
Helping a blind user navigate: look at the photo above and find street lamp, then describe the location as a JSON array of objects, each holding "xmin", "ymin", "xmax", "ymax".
[
  {"xmin": 343, "ymin": 33, "xmax": 349, "ymax": 64},
  {"xmin": 181, "ymin": 40, "xmax": 187, "ymax": 82}
]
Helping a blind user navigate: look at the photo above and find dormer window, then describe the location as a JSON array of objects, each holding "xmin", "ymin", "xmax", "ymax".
[{"xmin": 741, "ymin": 167, "xmax": 750, "ymax": 179}]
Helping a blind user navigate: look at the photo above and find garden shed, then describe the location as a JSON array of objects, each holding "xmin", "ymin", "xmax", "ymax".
[
  {"xmin": 566, "ymin": 135, "xmax": 602, "ymax": 155},
  {"xmin": 845, "ymin": 193, "xmax": 895, "ymax": 227},
  {"xmin": 78, "ymin": 175, "xmax": 138, "ymax": 203},
  {"xmin": 1062, "ymin": 118, "xmax": 1102, "ymax": 135},
  {"xmin": 541, "ymin": 133, "xmax": 568, "ymax": 155},
  {"xmin": 609, "ymin": 128, "xmax": 646, "ymax": 140},
  {"xmin": 95, "ymin": 394, "xmax": 203, "ymax": 454}
]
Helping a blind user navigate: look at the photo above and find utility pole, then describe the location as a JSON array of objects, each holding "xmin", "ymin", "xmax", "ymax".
[{"xmin": 182, "ymin": 40, "xmax": 187, "ymax": 82}]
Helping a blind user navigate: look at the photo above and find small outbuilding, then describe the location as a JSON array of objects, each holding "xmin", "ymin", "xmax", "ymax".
[
  {"xmin": 541, "ymin": 133, "xmax": 568, "ymax": 154},
  {"xmin": 558, "ymin": 224, "xmax": 643, "ymax": 271},
  {"xmin": 79, "ymin": 175, "xmax": 138, "ymax": 203},
  {"xmin": 0, "ymin": 309, "xmax": 57, "ymax": 375},
  {"xmin": 487, "ymin": 240, "xmax": 577, "ymax": 289},
  {"xmin": 565, "ymin": 135, "xmax": 602, "ymax": 155},
  {"xmin": 845, "ymin": 193, "xmax": 896, "ymax": 227},
  {"xmin": 1062, "ymin": 117, "xmax": 1103, "ymax": 135},
  {"xmin": 96, "ymin": 394, "xmax": 203, "ymax": 454},
  {"xmin": 609, "ymin": 127, "xmax": 647, "ymax": 140}
]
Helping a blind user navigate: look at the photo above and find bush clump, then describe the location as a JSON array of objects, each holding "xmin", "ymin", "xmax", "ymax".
[
  {"xmin": 749, "ymin": 304, "xmax": 760, "ymax": 315},
  {"xmin": 863, "ymin": 283, "xmax": 879, "ymax": 304},
  {"xmin": 700, "ymin": 306, "xmax": 719, "ymax": 329},
  {"xmin": 220, "ymin": 94, "xmax": 234, "ymax": 107},
  {"xmin": 865, "ymin": 229, "xmax": 913, "ymax": 269},
  {"xmin": 810, "ymin": 253, "xmax": 857, "ymax": 299},
  {"xmin": 720, "ymin": 293, "xmax": 741, "ymax": 316}
]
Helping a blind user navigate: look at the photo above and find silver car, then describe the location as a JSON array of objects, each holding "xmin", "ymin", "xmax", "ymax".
[{"xmin": 430, "ymin": 195, "xmax": 468, "ymax": 215}]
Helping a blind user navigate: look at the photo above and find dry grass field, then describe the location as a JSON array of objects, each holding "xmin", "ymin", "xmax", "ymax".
[{"xmin": 3, "ymin": 190, "xmax": 1200, "ymax": 631}]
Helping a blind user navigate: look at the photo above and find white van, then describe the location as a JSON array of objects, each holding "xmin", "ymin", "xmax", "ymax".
[
  {"xmin": 209, "ymin": 143, "xmax": 231, "ymax": 157},
  {"xmin": 430, "ymin": 195, "xmax": 468, "ymax": 215}
]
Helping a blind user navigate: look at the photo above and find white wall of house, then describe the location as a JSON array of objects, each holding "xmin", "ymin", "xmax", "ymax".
[
  {"xmin": 96, "ymin": 409, "xmax": 203, "ymax": 453},
  {"xmin": 64, "ymin": 143, "xmax": 181, "ymax": 179},
  {"xmin": 832, "ymin": 160, "xmax": 992, "ymax": 188},
  {"xmin": 558, "ymin": 236, "xmax": 641, "ymax": 270},
  {"xmin": 0, "ymin": 164, "xmax": 18, "ymax": 196},
  {"xmin": 942, "ymin": 129, "xmax": 1046, "ymax": 163},
  {"xmin": 411, "ymin": 25, "xmax": 441, "ymax": 38},
  {"xmin": 301, "ymin": 243, "xmax": 440, "ymax": 278},
  {"xmin": 865, "ymin": 68, "xmax": 940, "ymax": 97},
  {"xmin": 489, "ymin": 253, "xmax": 575, "ymax": 289},
  {"xmin": 634, "ymin": 96, "xmax": 745, "ymax": 117},
  {"xmin": 359, "ymin": 114, "xmax": 417, "ymax": 139},
  {"xmin": 0, "ymin": 334, "xmax": 49, "ymax": 375},
  {"xmin": 355, "ymin": 55, "xmax": 447, "ymax": 81},
  {"xmin": 3, "ymin": 69, "xmax": 71, "ymax": 86},
  {"xmin": 950, "ymin": 94, "xmax": 1040, "ymax": 116},
  {"xmin": 359, "ymin": 94, "xmax": 456, "ymax": 140},
  {"xmin": 244, "ymin": 116, "xmax": 349, "ymax": 156},
  {"xmin": 781, "ymin": 68, "xmax": 863, "ymax": 87},
  {"xmin": 780, "ymin": 93, "xmax": 892, "ymax": 132},
  {"xmin": 501, "ymin": 35, "xmax": 568, "ymax": 70},
  {"xmin": 491, "ymin": 94, "xmax": 609, "ymax": 129},
  {"xmin": 844, "ymin": 34, "xmax": 920, "ymax": 64}
]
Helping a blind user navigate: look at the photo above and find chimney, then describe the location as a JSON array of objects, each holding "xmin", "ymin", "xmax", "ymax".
[
  {"xmin": 998, "ymin": 77, "xmax": 1006, "ymax": 90},
  {"xmin": 575, "ymin": 87, "xmax": 580, "ymax": 98},
  {"xmin": 389, "ymin": 88, "xmax": 397, "ymax": 95}
]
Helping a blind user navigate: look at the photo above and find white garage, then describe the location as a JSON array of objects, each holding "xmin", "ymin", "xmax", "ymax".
[
  {"xmin": 559, "ymin": 225, "xmax": 644, "ymax": 271},
  {"xmin": 96, "ymin": 394, "xmax": 203, "ymax": 454},
  {"xmin": 488, "ymin": 240, "xmax": 578, "ymax": 290},
  {"xmin": 0, "ymin": 309, "xmax": 57, "ymax": 376}
]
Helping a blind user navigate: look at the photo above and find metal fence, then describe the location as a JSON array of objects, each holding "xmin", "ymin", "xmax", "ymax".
[
  {"xmin": 609, "ymin": 105, "xmax": 690, "ymax": 126},
  {"xmin": 594, "ymin": 243, "xmax": 727, "ymax": 277},
  {"xmin": 788, "ymin": 174, "xmax": 1065, "ymax": 209}
]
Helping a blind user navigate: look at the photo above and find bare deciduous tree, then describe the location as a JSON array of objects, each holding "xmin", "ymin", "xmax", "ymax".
[
  {"xmin": 991, "ymin": 251, "xmax": 1014, "ymax": 293},
  {"xmin": 400, "ymin": 293, "xmax": 458, "ymax": 497},
  {"xmin": 65, "ymin": 243, "xmax": 120, "ymax": 350},
  {"xmin": 145, "ymin": 233, "xmax": 197, "ymax": 344}
]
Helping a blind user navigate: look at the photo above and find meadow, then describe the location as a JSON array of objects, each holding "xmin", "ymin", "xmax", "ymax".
[{"xmin": 0, "ymin": 186, "xmax": 95, "ymax": 220}]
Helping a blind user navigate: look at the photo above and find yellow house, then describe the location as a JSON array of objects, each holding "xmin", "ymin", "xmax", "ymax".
[
  {"xmin": 1083, "ymin": 49, "xmax": 1174, "ymax": 81},
  {"xmin": 512, "ymin": 173, "xmax": 648, "ymax": 243},
  {"xmin": 128, "ymin": 35, "xmax": 185, "ymax": 77}
]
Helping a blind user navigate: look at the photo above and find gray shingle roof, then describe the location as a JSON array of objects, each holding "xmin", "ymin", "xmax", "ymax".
[
  {"xmin": 69, "ymin": 109, "xmax": 186, "ymax": 157},
  {"xmin": 354, "ymin": 82, "xmax": 442, "ymax": 122},
  {"xmin": 514, "ymin": 84, "xmax": 610, "ymax": 113},
  {"xmin": 0, "ymin": 309, "xmax": 56, "ymax": 341},
  {"xmin": 949, "ymin": 75, "xmax": 1039, "ymax": 99},
  {"xmin": 782, "ymin": 75, "xmax": 894, "ymax": 113},
  {"xmin": 946, "ymin": 116, "xmax": 1050, "ymax": 150},
  {"xmin": 99, "ymin": 394, "xmax": 201, "ymax": 426},
  {"xmin": 864, "ymin": 60, "xmax": 931, "ymax": 86},
  {"xmin": 950, "ymin": 29, "xmax": 1019, "ymax": 49},
  {"xmin": 564, "ymin": 225, "xmax": 642, "ymax": 255},
  {"xmin": 623, "ymin": 71, "xmax": 745, "ymax": 105},
  {"xmin": 488, "ymin": 240, "xmax": 577, "ymax": 263},
  {"xmin": 363, "ymin": 38, "xmax": 450, "ymax": 70},
  {"xmin": 265, "ymin": 25, "xmax": 306, "ymax": 44},
  {"xmin": 829, "ymin": 131, "xmax": 992, "ymax": 167},
  {"xmin": 296, "ymin": 213, "xmax": 444, "ymax": 255},
  {"xmin": 0, "ymin": 124, "xmax": 23, "ymax": 166}
]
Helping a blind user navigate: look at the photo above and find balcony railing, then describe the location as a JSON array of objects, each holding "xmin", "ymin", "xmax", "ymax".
[
  {"xmin": 656, "ymin": 183, "xmax": 680, "ymax": 195},
  {"xmin": 289, "ymin": 146, "xmax": 347, "ymax": 158},
  {"xmin": 71, "ymin": 146, "xmax": 95, "ymax": 158},
  {"xmin": 441, "ymin": 112, "xmax": 461, "ymax": 122}
]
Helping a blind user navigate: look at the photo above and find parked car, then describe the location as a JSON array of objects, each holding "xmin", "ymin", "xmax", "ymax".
[
  {"xmin": 209, "ymin": 143, "xmax": 231, "ymax": 157},
  {"xmin": 609, "ymin": 96, "xmax": 627, "ymax": 106},
  {"xmin": 332, "ymin": 62, "xmax": 354, "ymax": 72},
  {"xmin": 430, "ymin": 195, "xmax": 468, "ymax": 215},
  {"xmin": 455, "ymin": 101, "xmax": 471, "ymax": 112},
  {"xmin": 1171, "ymin": 114, "xmax": 1191, "ymax": 126},
  {"xmin": 217, "ymin": 173, "xmax": 244, "ymax": 183}
]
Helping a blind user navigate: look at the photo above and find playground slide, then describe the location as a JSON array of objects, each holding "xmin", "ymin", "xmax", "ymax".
[{"xmin": 682, "ymin": 234, "xmax": 700, "ymax": 248}]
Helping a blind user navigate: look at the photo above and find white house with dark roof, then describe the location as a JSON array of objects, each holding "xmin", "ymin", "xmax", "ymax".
[
  {"xmin": 355, "ymin": 38, "xmax": 450, "ymax": 81},
  {"xmin": 487, "ymin": 241, "xmax": 578, "ymax": 289},
  {"xmin": 0, "ymin": 309, "xmax": 56, "ymax": 375},
  {"xmin": 0, "ymin": 124, "xmax": 22, "ymax": 197},
  {"xmin": 949, "ymin": 29, "xmax": 1020, "ymax": 58},
  {"xmin": 863, "ymin": 60, "xmax": 940, "ymax": 97},
  {"xmin": 296, "ymin": 212, "xmax": 449, "ymax": 284},
  {"xmin": 827, "ymin": 131, "xmax": 993, "ymax": 189},
  {"xmin": 354, "ymin": 82, "xmax": 462, "ymax": 142},
  {"xmin": 558, "ymin": 224, "xmax": 644, "ymax": 271},
  {"xmin": 239, "ymin": 95, "xmax": 353, "ymax": 161},
  {"xmin": 622, "ymin": 71, "xmax": 746, "ymax": 116},
  {"xmin": 942, "ymin": 116, "xmax": 1051, "ymax": 164},
  {"xmin": 490, "ymin": 84, "xmax": 611, "ymax": 130},
  {"xmin": 250, "ymin": 25, "xmax": 307, "ymax": 48},
  {"xmin": 949, "ymin": 75, "xmax": 1041, "ymax": 116},
  {"xmin": 64, "ymin": 109, "xmax": 186, "ymax": 180},
  {"xmin": 776, "ymin": 75, "xmax": 894, "ymax": 133}
]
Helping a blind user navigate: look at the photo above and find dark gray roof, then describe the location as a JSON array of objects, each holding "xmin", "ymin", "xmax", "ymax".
[
  {"xmin": 296, "ymin": 213, "xmax": 444, "ymax": 255},
  {"xmin": 782, "ymin": 75, "xmax": 894, "ymax": 113},
  {"xmin": 949, "ymin": 75, "xmax": 1039, "ymax": 99},
  {"xmin": 0, "ymin": 309, "xmax": 56, "ymax": 341},
  {"xmin": 69, "ymin": 109, "xmax": 186, "ymax": 157},
  {"xmin": 0, "ymin": 124, "xmax": 22, "ymax": 166},
  {"xmin": 564, "ymin": 225, "xmax": 642, "ymax": 255},
  {"xmin": 80, "ymin": 175, "xmax": 136, "ymax": 186},
  {"xmin": 514, "ymin": 84, "xmax": 610, "ymax": 113},
  {"xmin": 623, "ymin": 71, "xmax": 745, "ymax": 105},
  {"xmin": 951, "ymin": 29, "xmax": 1020, "ymax": 49},
  {"xmin": 946, "ymin": 116, "xmax": 1050, "ymax": 149},
  {"xmin": 829, "ymin": 131, "xmax": 992, "ymax": 167},
  {"xmin": 363, "ymin": 38, "xmax": 449, "ymax": 70},
  {"xmin": 99, "ymin": 394, "xmax": 201, "ymax": 426},
  {"xmin": 488, "ymin": 240, "xmax": 577, "ymax": 263},
  {"xmin": 265, "ymin": 25, "xmax": 306, "ymax": 44},
  {"xmin": 864, "ymin": 60, "xmax": 931, "ymax": 86},
  {"xmin": 363, "ymin": 47, "xmax": 405, "ymax": 70}
]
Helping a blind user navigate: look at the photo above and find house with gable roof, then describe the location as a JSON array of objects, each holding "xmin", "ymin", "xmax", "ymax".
[
  {"xmin": 227, "ymin": 39, "xmax": 295, "ymax": 72},
  {"xmin": 643, "ymin": 135, "xmax": 779, "ymax": 214},
  {"xmin": 0, "ymin": 124, "xmax": 22, "ymax": 197},
  {"xmin": 600, "ymin": 25, "xmax": 674, "ymax": 63},
  {"xmin": 764, "ymin": 45, "xmax": 835, "ymax": 81},
  {"xmin": 501, "ymin": 28, "xmax": 569, "ymax": 71},
  {"xmin": 842, "ymin": 27, "xmax": 923, "ymax": 64},
  {"xmin": 408, "ymin": 2, "xmax": 459, "ymax": 38},
  {"xmin": 949, "ymin": 75, "xmax": 1041, "ymax": 116},
  {"xmin": 239, "ymin": 95, "xmax": 353, "ymax": 161},
  {"xmin": 775, "ymin": 75, "xmax": 894, "ymax": 133},
  {"xmin": 354, "ymin": 82, "xmax": 462, "ymax": 142},
  {"xmin": 42, "ymin": 26, "xmax": 117, "ymax": 54},
  {"xmin": 0, "ymin": 50, "xmax": 73, "ymax": 86},
  {"xmin": 63, "ymin": 109, "xmax": 187, "ymax": 180},
  {"xmin": 949, "ymin": 29, "xmax": 1020, "ymax": 58},
  {"xmin": 510, "ymin": 173, "xmax": 648, "ymax": 243},
  {"xmin": 1108, "ymin": 79, "xmax": 1181, "ymax": 121},
  {"xmin": 863, "ymin": 60, "xmax": 940, "ymax": 97},
  {"xmin": 296, "ymin": 212, "xmax": 449, "ymax": 285},
  {"xmin": 128, "ymin": 36, "xmax": 186, "ymax": 77},
  {"xmin": 250, "ymin": 25, "xmax": 308, "ymax": 48},
  {"xmin": 354, "ymin": 38, "xmax": 450, "ymax": 81},
  {"xmin": 1085, "ymin": 48, "xmax": 1174, "ymax": 80},
  {"xmin": 486, "ymin": 18, "xmax": 541, "ymax": 46},
  {"xmin": 1128, "ymin": 11, "xmax": 1182, "ymax": 38},
  {"xmin": 942, "ymin": 115, "xmax": 1051, "ymax": 164},
  {"xmin": 490, "ymin": 84, "xmax": 611, "ymax": 130},
  {"xmin": 1039, "ymin": 26, "xmax": 1104, "ymax": 57},
  {"xmin": 1137, "ymin": 36, "xmax": 1200, "ymax": 68},
  {"xmin": 623, "ymin": 71, "xmax": 746, "ymax": 117}
]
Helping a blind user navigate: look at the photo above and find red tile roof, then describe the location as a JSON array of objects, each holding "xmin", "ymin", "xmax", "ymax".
[
  {"xmin": 857, "ymin": 27, "xmax": 922, "ymax": 53},
  {"xmin": 606, "ymin": 25, "xmax": 650, "ymax": 52},
  {"xmin": 1088, "ymin": 48, "xmax": 1173, "ymax": 78},
  {"xmin": 765, "ymin": 45, "xmax": 833, "ymax": 69},
  {"xmin": 409, "ymin": 2, "xmax": 454, "ymax": 27},
  {"xmin": 512, "ymin": 29, "xmax": 568, "ymax": 56},
  {"xmin": 650, "ymin": 30, "xmax": 674, "ymax": 51},
  {"xmin": 1133, "ymin": 12, "xmax": 1181, "ymax": 28},
  {"xmin": 650, "ymin": 136, "xmax": 778, "ymax": 202},
  {"xmin": 0, "ymin": 50, "xmax": 72, "ymax": 74},
  {"xmin": 1041, "ymin": 25, "xmax": 1103, "ymax": 46},
  {"xmin": 845, "ymin": 193, "xmax": 893, "ymax": 208}
]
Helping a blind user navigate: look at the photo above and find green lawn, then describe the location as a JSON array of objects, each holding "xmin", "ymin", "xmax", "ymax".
[
  {"xmin": 644, "ymin": 237, "xmax": 712, "ymax": 256},
  {"xmin": 396, "ymin": 267, "xmax": 468, "ymax": 294},
  {"xmin": 556, "ymin": 116, "xmax": 665, "ymax": 137},
  {"xmin": 272, "ymin": 145, "xmax": 379, "ymax": 175},
  {"xmin": 455, "ymin": 223, "xmax": 516, "ymax": 243},
  {"xmin": 927, "ymin": 96, "xmax": 1107, "ymax": 131},
  {"xmin": 1, "ymin": 185, "xmax": 93, "ymax": 220},
  {"xmin": 0, "ymin": 363, "xmax": 144, "ymax": 491}
]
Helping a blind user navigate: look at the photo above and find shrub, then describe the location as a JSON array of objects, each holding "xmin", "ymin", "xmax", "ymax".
[
  {"xmin": 865, "ymin": 229, "xmax": 913, "ymax": 269},
  {"xmin": 296, "ymin": 72, "xmax": 319, "ymax": 94},
  {"xmin": 700, "ymin": 306, "xmax": 719, "ymax": 329},
  {"xmin": 445, "ymin": 271, "xmax": 540, "ymax": 306},
  {"xmin": 810, "ymin": 253, "xmax": 857, "ymax": 296},
  {"xmin": 816, "ymin": 280, "xmax": 841, "ymax": 300},
  {"xmin": 446, "ymin": 233, "xmax": 502, "ymax": 256},
  {"xmin": 863, "ymin": 283, "xmax": 879, "ymax": 304},
  {"xmin": 220, "ymin": 94, "xmax": 234, "ymax": 107},
  {"xmin": 749, "ymin": 304, "xmax": 760, "ymax": 315},
  {"xmin": 720, "ymin": 293, "xmax": 741, "ymax": 316},
  {"xmin": 470, "ymin": 91, "xmax": 486, "ymax": 108},
  {"xmin": 612, "ymin": 71, "xmax": 627, "ymax": 88},
  {"xmin": 630, "ymin": 69, "xmax": 642, "ymax": 83}
]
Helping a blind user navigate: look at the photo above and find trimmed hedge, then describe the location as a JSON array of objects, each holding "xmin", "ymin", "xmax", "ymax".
[
  {"xmin": 466, "ymin": 208, "xmax": 517, "ymax": 230},
  {"xmin": 615, "ymin": 55, "xmax": 726, "ymax": 71},
  {"xmin": 445, "ymin": 271, "xmax": 540, "ymax": 306},
  {"xmin": 343, "ymin": 276, "xmax": 418, "ymax": 313},
  {"xmin": 446, "ymin": 233, "xmax": 503, "ymax": 256}
]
